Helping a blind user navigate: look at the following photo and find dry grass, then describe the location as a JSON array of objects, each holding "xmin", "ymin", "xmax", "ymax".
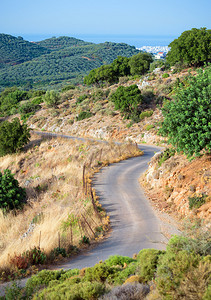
[{"xmin": 0, "ymin": 133, "xmax": 142, "ymax": 272}]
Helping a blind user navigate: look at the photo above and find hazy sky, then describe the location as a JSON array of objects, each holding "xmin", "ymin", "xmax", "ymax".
[{"xmin": 1, "ymin": 0, "xmax": 210, "ymax": 37}]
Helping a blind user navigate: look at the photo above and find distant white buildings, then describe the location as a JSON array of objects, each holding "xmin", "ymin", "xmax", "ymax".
[{"xmin": 137, "ymin": 46, "xmax": 171, "ymax": 59}]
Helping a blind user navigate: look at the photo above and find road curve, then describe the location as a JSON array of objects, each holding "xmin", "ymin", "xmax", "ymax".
[
  {"xmin": 54, "ymin": 143, "xmax": 168, "ymax": 270},
  {"xmin": 0, "ymin": 134, "xmax": 175, "ymax": 294}
]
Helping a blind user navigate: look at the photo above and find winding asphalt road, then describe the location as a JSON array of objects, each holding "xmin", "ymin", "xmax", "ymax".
[
  {"xmin": 55, "ymin": 143, "xmax": 169, "ymax": 271},
  {"xmin": 0, "ymin": 133, "xmax": 179, "ymax": 293}
]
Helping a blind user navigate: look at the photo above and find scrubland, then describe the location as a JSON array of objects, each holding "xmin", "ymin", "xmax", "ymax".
[{"xmin": 0, "ymin": 133, "xmax": 142, "ymax": 276}]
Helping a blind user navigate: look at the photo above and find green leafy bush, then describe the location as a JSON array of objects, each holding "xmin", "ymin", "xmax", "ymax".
[
  {"xmin": 110, "ymin": 84, "xmax": 142, "ymax": 119},
  {"xmin": 167, "ymin": 28, "xmax": 211, "ymax": 66},
  {"xmin": 19, "ymin": 101, "xmax": 41, "ymax": 115},
  {"xmin": 43, "ymin": 90, "xmax": 60, "ymax": 107},
  {"xmin": 84, "ymin": 262, "xmax": 116, "ymax": 283},
  {"xmin": 50, "ymin": 247, "xmax": 67, "ymax": 258},
  {"xmin": 189, "ymin": 194, "xmax": 207, "ymax": 209},
  {"xmin": 35, "ymin": 281, "xmax": 105, "ymax": 300},
  {"xmin": 139, "ymin": 110, "xmax": 153, "ymax": 120},
  {"xmin": 111, "ymin": 262, "xmax": 138, "ymax": 285},
  {"xmin": 0, "ymin": 169, "xmax": 26, "ymax": 212},
  {"xmin": 0, "ymin": 118, "xmax": 30, "ymax": 156},
  {"xmin": 23, "ymin": 247, "xmax": 46, "ymax": 265},
  {"xmin": 137, "ymin": 249, "xmax": 165, "ymax": 282},
  {"xmin": 173, "ymin": 261, "xmax": 211, "ymax": 300},
  {"xmin": 162, "ymin": 73, "xmax": 169, "ymax": 78},
  {"xmin": 129, "ymin": 52, "xmax": 153, "ymax": 75},
  {"xmin": 25, "ymin": 269, "xmax": 66, "ymax": 295},
  {"xmin": 156, "ymin": 249, "xmax": 200, "ymax": 296},
  {"xmin": 159, "ymin": 66, "xmax": 211, "ymax": 157},
  {"xmin": 76, "ymin": 111, "xmax": 92, "ymax": 121},
  {"xmin": 168, "ymin": 234, "xmax": 211, "ymax": 257},
  {"xmin": 105, "ymin": 255, "xmax": 135, "ymax": 267}
]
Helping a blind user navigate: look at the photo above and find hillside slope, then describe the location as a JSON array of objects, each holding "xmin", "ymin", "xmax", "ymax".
[
  {"xmin": 0, "ymin": 34, "xmax": 49, "ymax": 68},
  {"xmin": 0, "ymin": 35, "xmax": 140, "ymax": 89}
]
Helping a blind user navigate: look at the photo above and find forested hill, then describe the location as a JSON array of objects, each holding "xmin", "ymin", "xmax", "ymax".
[
  {"xmin": 0, "ymin": 34, "xmax": 49, "ymax": 68},
  {"xmin": 0, "ymin": 34, "xmax": 140, "ymax": 89},
  {"xmin": 35, "ymin": 36, "xmax": 91, "ymax": 50}
]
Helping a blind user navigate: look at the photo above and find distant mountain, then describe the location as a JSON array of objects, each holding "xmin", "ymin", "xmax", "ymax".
[
  {"xmin": 0, "ymin": 34, "xmax": 49, "ymax": 68},
  {"xmin": 0, "ymin": 34, "xmax": 140, "ymax": 89}
]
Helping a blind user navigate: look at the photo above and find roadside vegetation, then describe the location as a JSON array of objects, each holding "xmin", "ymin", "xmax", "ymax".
[{"xmin": 2, "ymin": 228, "xmax": 210, "ymax": 299}]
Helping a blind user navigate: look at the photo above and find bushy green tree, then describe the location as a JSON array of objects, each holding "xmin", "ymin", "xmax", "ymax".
[
  {"xmin": 129, "ymin": 52, "xmax": 153, "ymax": 75},
  {"xmin": 110, "ymin": 84, "xmax": 142, "ymax": 119},
  {"xmin": 112, "ymin": 56, "xmax": 131, "ymax": 77},
  {"xmin": 159, "ymin": 66, "xmax": 211, "ymax": 157},
  {"xmin": 43, "ymin": 90, "xmax": 60, "ymax": 107},
  {"xmin": 0, "ymin": 118, "xmax": 30, "ymax": 156},
  {"xmin": 0, "ymin": 169, "xmax": 27, "ymax": 212},
  {"xmin": 167, "ymin": 28, "xmax": 211, "ymax": 66}
]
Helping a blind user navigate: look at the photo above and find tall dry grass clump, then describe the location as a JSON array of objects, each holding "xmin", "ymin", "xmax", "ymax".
[{"xmin": 0, "ymin": 133, "xmax": 142, "ymax": 276}]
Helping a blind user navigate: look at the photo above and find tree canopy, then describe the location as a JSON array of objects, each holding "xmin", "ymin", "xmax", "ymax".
[
  {"xmin": 166, "ymin": 28, "xmax": 211, "ymax": 66},
  {"xmin": 0, "ymin": 169, "xmax": 27, "ymax": 212},
  {"xmin": 129, "ymin": 52, "xmax": 153, "ymax": 75},
  {"xmin": 110, "ymin": 84, "xmax": 142, "ymax": 119},
  {"xmin": 84, "ymin": 53, "xmax": 153, "ymax": 85},
  {"xmin": 159, "ymin": 66, "xmax": 211, "ymax": 157},
  {"xmin": 0, "ymin": 118, "xmax": 31, "ymax": 156}
]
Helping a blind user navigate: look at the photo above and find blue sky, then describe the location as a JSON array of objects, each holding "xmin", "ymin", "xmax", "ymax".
[{"xmin": 1, "ymin": 0, "xmax": 210, "ymax": 38}]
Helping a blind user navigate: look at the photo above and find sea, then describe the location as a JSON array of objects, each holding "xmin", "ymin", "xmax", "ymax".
[{"xmin": 20, "ymin": 34, "xmax": 177, "ymax": 48}]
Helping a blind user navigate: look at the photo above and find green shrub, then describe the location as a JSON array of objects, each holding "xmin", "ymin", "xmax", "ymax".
[
  {"xmin": 189, "ymin": 194, "xmax": 207, "ymax": 209},
  {"xmin": 31, "ymin": 96, "xmax": 43, "ymax": 105},
  {"xmin": 3, "ymin": 281, "xmax": 23, "ymax": 300},
  {"xmin": 110, "ymin": 84, "xmax": 142, "ymax": 119},
  {"xmin": 159, "ymin": 66, "xmax": 211, "ymax": 157},
  {"xmin": 23, "ymin": 247, "xmax": 46, "ymax": 265},
  {"xmin": 167, "ymin": 28, "xmax": 211, "ymax": 66},
  {"xmin": 157, "ymin": 148, "xmax": 176, "ymax": 167},
  {"xmin": 162, "ymin": 73, "xmax": 169, "ymax": 78},
  {"xmin": 19, "ymin": 101, "xmax": 40, "ymax": 114},
  {"xmin": 84, "ymin": 262, "xmax": 116, "ymax": 283},
  {"xmin": 168, "ymin": 234, "xmax": 211, "ymax": 257},
  {"xmin": 129, "ymin": 52, "xmax": 153, "ymax": 75},
  {"xmin": 0, "ymin": 169, "xmax": 26, "ymax": 212},
  {"xmin": 173, "ymin": 261, "xmax": 211, "ymax": 300},
  {"xmin": 156, "ymin": 250, "xmax": 200, "ymax": 296},
  {"xmin": 140, "ymin": 110, "xmax": 153, "ymax": 120},
  {"xmin": 59, "ymin": 269, "xmax": 80, "ymax": 281},
  {"xmin": 104, "ymin": 255, "xmax": 135, "ymax": 267},
  {"xmin": 76, "ymin": 111, "xmax": 92, "ymax": 121},
  {"xmin": 35, "ymin": 281, "xmax": 105, "ymax": 300},
  {"xmin": 50, "ymin": 247, "xmax": 67, "ymax": 259},
  {"xmin": 25, "ymin": 269, "xmax": 66, "ymax": 295},
  {"xmin": 43, "ymin": 90, "xmax": 60, "ymax": 107},
  {"xmin": 137, "ymin": 249, "xmax": 164, "ymax": 282},
  {"xmin": 111, "ymin": 262, "xmax": 138, "ymax": 285},
  {"xmin": 0, "ymin": 118, "xmax": 30, "ymax": 156}
]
